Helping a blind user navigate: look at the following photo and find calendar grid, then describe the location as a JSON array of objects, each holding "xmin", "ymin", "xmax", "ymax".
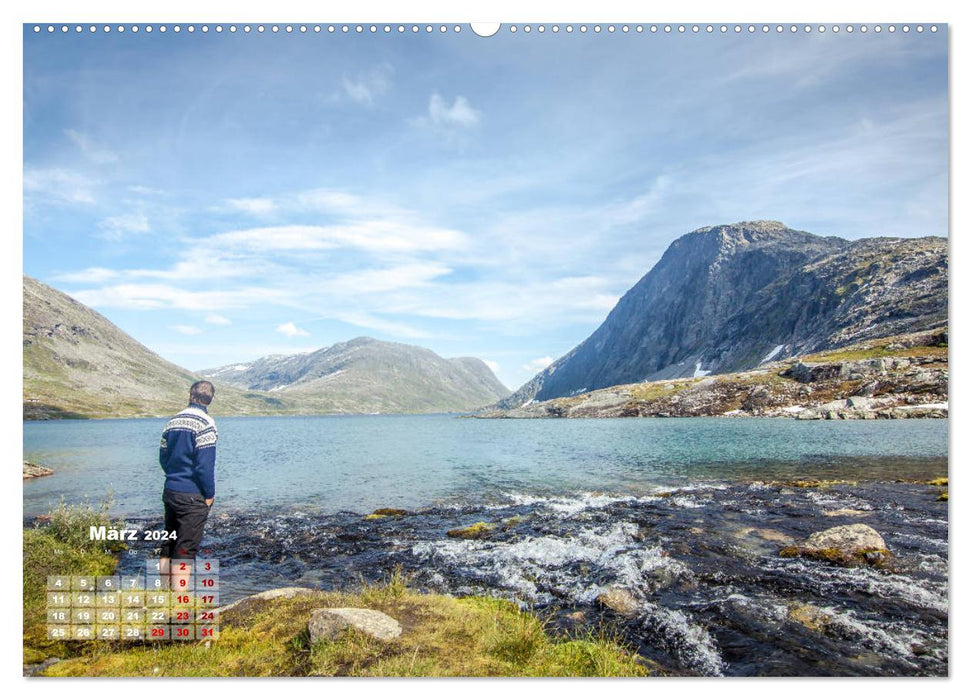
[{"xmin": 46, "ymin": 559, "xmax": 220, "ymax": 642}]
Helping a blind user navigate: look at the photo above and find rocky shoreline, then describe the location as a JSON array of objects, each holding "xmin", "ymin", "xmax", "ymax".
[
  {"xmin": 477, "ymin": 328, "xmax": 947, "ymax": 420},
  {"xmin": 22, "ymin": 461, "xmax": 53, "ymax": 479}
]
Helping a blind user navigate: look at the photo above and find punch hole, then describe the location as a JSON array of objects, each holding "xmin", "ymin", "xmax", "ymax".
[
  {"xmin": 524, "ymin": 25, "xmax": 531, "ymax": 33},
  {"xmin": 510, "ymin": 25, "xmax": 517, "ymax": 33},
  {"xmin": 160, "ymin": 26, "xmax": 167, "ymax": 33},
  {"xmin": 917, "ymin": 26, "xmax": 924, "ymax": 32},
  {"xmin": 860, "ymin": 25, "xmax": 868, "ymax": 33},
  {"xmin": 594, "ymin": 25, "xmax": 602, "ymax": 33},
  {"xmin": 677, "ymin": 25, "xmax": 685, "ymax": 33},
  {"xmin": 930, "ymin": 25, "xmax": 938, "ymax": 32},
  {"xmin": 539, "ymin": 25, "xmax": 546, "ymax": 33},
  {"xmin": 186, "ymin": 26, "xmax": 194, "ymax": 33},
  {"xmin": 762, "ymin": 25, "xmax": 769, "ymax": 33},
  {"xmin": 847, "ymin": 25, "xmax": 854, "ymax": 32}
]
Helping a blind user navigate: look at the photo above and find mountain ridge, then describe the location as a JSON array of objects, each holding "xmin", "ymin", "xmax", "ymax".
[
  {"xmin": 497, "ymin": 221, "xmax": 947, "ymax": 408},
  {"xmin": 23, "ymin": 276, "xmax": 508, "ymax": 418}
]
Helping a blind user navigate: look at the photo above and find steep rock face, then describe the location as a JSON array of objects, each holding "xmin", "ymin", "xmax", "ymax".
[
  {"xmin": 500, "ymin": 222, "xmax": 946, "ymax": 407},
  {"xmin": 202, "ymin": 337, "xmax": 509, "ymax": 413}
]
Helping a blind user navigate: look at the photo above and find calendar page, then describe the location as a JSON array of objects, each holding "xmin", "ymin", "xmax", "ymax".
[{"xmin": 21, "ymin": 2, "xmax": 951, "ymax": 683}]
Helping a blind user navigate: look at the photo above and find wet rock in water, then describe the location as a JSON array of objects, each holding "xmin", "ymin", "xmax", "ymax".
[
  {"xmin": 597, "ymin": 587, "xmax": 640, "ymax": 616},
  {"xmin": 23, "ymin": 461, "xmax": 53, "ymax": 479},
  {"xmin": 308, "ymin": 607, "xmax": 402, "ymax": 643},
  {"xmin": 446, "ymin": 522, "xmax": 496, "ymax": 539},
  {"xmin": 365, "ymin": 508, "xmax": 410, "ymax": 520},
  {"xmin": 736, "ymin": 527, "xmax": 794, "ymax": 544},
  {"xmin": 787, "ymin": 603, "xmax": 832, "ymax": 632},
  {"xmin": 780, "ymin": 523, "xmax": 890, "ymax": 567},
  {"xmin": 822, "ymin": 508, "xmax": 870, "ymax": 517}
]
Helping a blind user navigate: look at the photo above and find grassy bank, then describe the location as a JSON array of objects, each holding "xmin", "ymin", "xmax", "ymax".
[{"xmin": 24, "ymin": 503, "xmax": 649, "ymax": 677}]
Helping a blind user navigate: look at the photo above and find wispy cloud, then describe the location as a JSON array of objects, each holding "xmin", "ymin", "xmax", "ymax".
[
  {"xmin": 333, "ymin": 312, "xmax": 432, "ymax": 339},
  {"xmin": 71, "ymin": 283, "xmax": 291, "ymax": 311},
  {"xmin": 53, "ymin": 267, "xmax": 118, "ymax": 284},
  {"xmin": 483, "ymin": 359, "xmax": 500, "ymax": 375},
  {"xmin": 224, "ymin": 197, "xmax": 276, "ymax": 216},
  {"xmin": 205, "ymin": 314, "xmax": 231, "ymax": 325},
  {"xmin": 98, "ymin": 212, "xmax": 150, "ymax": 241},
  {"xmin": 23, "ymin": 167, "xmax": 97, "ymax": 205},
  {"xmin": 171, "ymin": 325, "xmax": 202, "ymax": 335},
  {"xmin": 412, "ymin": 93, "xmax": 481, "ymax": 129},
  {"xmin": 341, "ymin": 64, "xmax": 393, "ymax": 105},
  {"xmin": 64, "ymin": 129, "xmax": 118, "ymax": 164},
  {"xmin": 276, "ymin": 321, "xmax": 309, "ymax": 337},
  {"xmin": 523, "ymin": 356, "xmax": 553, "ymax": 373}
]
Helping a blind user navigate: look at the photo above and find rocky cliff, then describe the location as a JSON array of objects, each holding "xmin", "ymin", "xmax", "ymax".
[{"xmin": 499, "ymin": 221, "xmax": 947, "ymax": 408}]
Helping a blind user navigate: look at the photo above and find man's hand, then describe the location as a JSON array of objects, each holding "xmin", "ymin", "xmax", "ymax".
[{"xmin": 205, "ymin": 498, "xmax": 214, "ymax": 507}]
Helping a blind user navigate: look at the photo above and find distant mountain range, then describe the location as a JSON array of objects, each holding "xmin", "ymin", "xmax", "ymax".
[
  {"xmin": 199, "ymin": 338, "xmax": 508, "ymax": 414},
  {"xmin": 497, "ymin": 221, "xmax": 947, "ymax": 408},
  {"xmin": 22, "ymin": 276, "xmax": 508, "ymax": 418}
]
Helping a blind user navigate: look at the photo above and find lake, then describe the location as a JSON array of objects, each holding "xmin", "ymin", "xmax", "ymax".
[{"xmin": 23, "ymin": 414, "xmax": 947, "ymax": 518}]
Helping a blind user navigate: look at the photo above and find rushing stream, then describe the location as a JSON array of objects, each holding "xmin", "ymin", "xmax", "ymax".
[{"xmin": 109, "ymin": 478, "xmax": 947, "ymax": 677}]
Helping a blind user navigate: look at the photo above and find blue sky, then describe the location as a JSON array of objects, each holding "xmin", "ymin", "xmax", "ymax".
[{"xmin": 23, "ymin": 25, "xmax": 948, "ymax": 391}]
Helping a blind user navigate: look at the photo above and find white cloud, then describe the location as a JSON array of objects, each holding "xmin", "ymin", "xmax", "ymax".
[
  {"xmin": 205, "ymin": 314, "xmax": 231, "ymax": 325},
  {"xmin": 483, "ymin": 359, "xmax": 501, "ymax": 375},
  {"xmin": 413, "ymin": 93, "xmax": 481, "ymax": 129},
  {"xmin": 64, "ymin": 129, "xmax": 119, "ymax": 164},
  {"xmin": 329, "ymin": 263, "xmax": 451, "ymax": 294},
  {"xmin": 206, "ymin": 222, "xmax": 467, "ymax": 254},
  {"xmin": 171, "ymin": 325, "xmax": 202, "ymax": 335},
  {"xmin": 224, "ymin": 197, "xmax": 276, "ymax": 216},
  {"xmin": 334, "ymin": 312, "xmax": 431, "ymax": 339},
  {"xmin": 52, "ymin": 267, "xmax": 118, "ymax": 284},
  {"xmin": 523, "ymin": 356, "xmax": 553, "ymax": 373},
  {"xmin": 341, "ymin": 65, "xmax": 393, "ymax": 105},
  {"xmin": 98, "ymin": 212, "xmax": 150, "ymax": 241},
  {"xmin": 23, "ymin": 167, "xmax": 97, "ymax": 205},
  {"xmin": 71, "ymin": 283, "xmax": 291, "ymax": 311},
  {"xmin": 276, "ymin": 321, "xmax": 309, "ymax": 337}
]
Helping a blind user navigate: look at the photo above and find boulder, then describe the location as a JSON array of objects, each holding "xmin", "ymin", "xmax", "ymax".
[
  {"xmin": 596, "ymin": 587, "xmax": 640, "ymax": 616},
  {"xmin": 803, "ymin": 523, "xmax": 886, "ymax": 553},
  {"xmin": 308, "ymin": 607, "xmax": 402, "ymax": 643},
  {"xmin": 781, "ymin": 523, "xmax": 890, "ymax": 567}
]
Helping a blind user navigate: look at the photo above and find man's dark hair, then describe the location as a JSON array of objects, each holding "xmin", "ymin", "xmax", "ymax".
[{"xmin": 190, "ymin": 380, "xmax": 215, "ymax": 406}]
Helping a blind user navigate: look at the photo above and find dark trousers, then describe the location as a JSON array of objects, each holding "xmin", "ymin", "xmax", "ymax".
[{"xmin": 161, "ymin": 488, "xmax": 211, "ymax": 559}]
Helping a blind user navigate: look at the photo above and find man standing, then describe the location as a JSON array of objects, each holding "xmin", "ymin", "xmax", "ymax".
[{"xmin": 158, "ymin": 380, "xmax": 218, "ymax": 590}]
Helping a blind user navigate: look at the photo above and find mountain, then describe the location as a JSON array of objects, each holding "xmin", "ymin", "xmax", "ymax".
[
  {"xmin": 200, "ymin": 337, "xmax": 509, "ymax": 414},
  {"xmin": 498, "ymin": 221, "xmax": 947, "ymax": 408},
  {"xmin": 23, "ymin": 276, "xmax": 508, "ymax": 418},
  {"xmin": 23, "ymin": 276, "xmax": 291, "ymax": 419}
]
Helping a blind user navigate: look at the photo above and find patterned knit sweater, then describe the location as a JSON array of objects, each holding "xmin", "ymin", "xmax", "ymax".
[{"xmin": 159, "ymin": 403, "xmax": 218, "ymax": 499}]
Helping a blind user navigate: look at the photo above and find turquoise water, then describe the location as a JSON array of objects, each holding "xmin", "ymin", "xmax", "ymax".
[{"xmin": 23, "ymin": 415, "xmax": 947, "ymax": 518}]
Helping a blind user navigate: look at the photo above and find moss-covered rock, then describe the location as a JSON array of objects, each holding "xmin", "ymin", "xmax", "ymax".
[{"xmin": 446, "ymin": 522, "xmax": 496, "ymax": 540}]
